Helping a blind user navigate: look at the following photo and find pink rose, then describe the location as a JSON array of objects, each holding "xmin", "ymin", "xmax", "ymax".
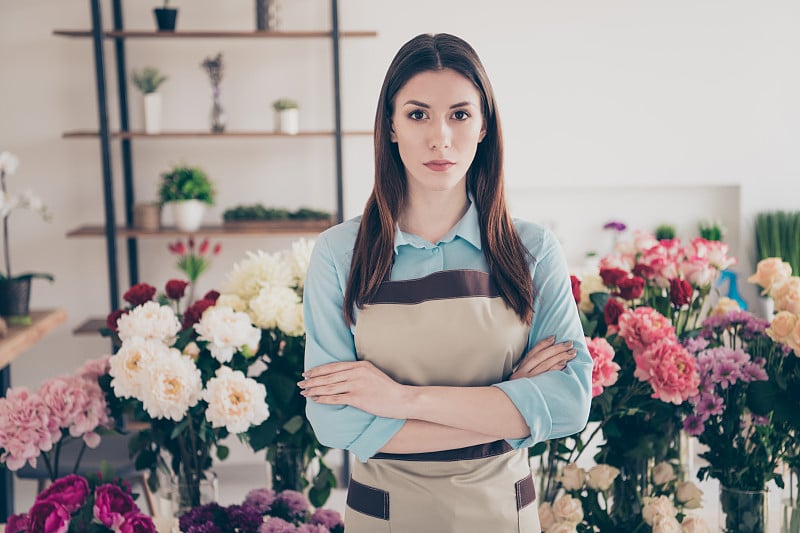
[
  {"xmin": 599, "ymin": 254, "xmax": 632, "ymax": 272},
  {"xmin": 704, "ymin": 240, "xmax": 736, "ymax": 270},
  {"xmin": 634, "ymin": 339, "xmax": 700, "ymax": 404},
  {"xmin": 93, "ymin": 483, "xmax": 137, "ymax": 530},
  {"xmin": 120, "ymin": 512, "xmax": 158, "ymax": 533},
  {"xmin": 28, "ymin": 499, "xmax": 71, "ymax": 533},
  {"xmin": 37, "ymin": 474, "xmax": 90, "ymax": 513},
  {"xmin": 0, "ymin": 388, "xmax": 60, "ymax": 471},
  {"xmin": 618, "ymin": 307, "xmax": 676, "ymax": 355},
  {"xmin": 680, "ymin": 256, "xmax": 716, "ymax": 288},
  {"xmin": 586, "ymin": 336, "xmax": 620, "ymax": 397},
  {"xmin": 633, "ymin": 230, "xmax": 660, "ymax": 254}
]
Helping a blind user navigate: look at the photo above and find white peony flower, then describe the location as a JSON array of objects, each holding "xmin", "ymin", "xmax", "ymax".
[
  {"xmin": 109, "ymin": 338, "xmax": 169, "ymax": 399},
  {"xmin": 194, "ymin": 305, "xmax": 261, "ymax": 363},
  {"xmin": 642, "ymin": 496, "xmax": 678, "ymax": 526},
  {"xmin": 249, "ymin": 285, "xmax": 300, "ymax": 330},
  {"xmin": 276, "ymin": 302, "xmax": 305, "ymax": 337},
  {"xmin": 222, "ymin": 250, "xmax": 294, "ymax": 302},
  {"xmin": 681, "ymin": 516, "xmax": 711, "ymax": 533},
  {"xmin": 116, "ymin": 301, "xmax": 182, "ymax": 344},
  {"xmin": 551, "ymin": 494, "xmax": 583, "ymax": 525},
  {"xmin": 652, "ymin": 461, "xmax": 677, "ymax": 486},
  {"xmin": 216, "ymin": 293, "xmax": 248, "ymax": 313},
  {"xmin": 0, "ymin": 151, "xmax": 19, "ymax": 176},
  {"xmin": 675, "ymin": 481, "xmax": 703, "ymax": 509},
  {"xmin": 652, "ymin": 513, "xmax": 682, "ymax": 533},
  {"xmin": 203, "ymin": 367, "xmax": 269, "ymax": 433},
  {"xmin": 586, "ymin": 464, "xmax": 620, "ymax": 492},
  {"xmin": 557, "ymin": 463, "xmax": 586, "ymax": 491},
  {"xmin": 286, "ymin": 238, "xmax": 315, "ymax": 288},
  {"xmin": 139, "ymin": 349, "xmax": 202, "ymax": 420}
]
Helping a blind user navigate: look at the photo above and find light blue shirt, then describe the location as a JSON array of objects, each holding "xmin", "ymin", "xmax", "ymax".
[{"xmin": 303, "ymin": 201, "xmax": 592, "ymax": 462}]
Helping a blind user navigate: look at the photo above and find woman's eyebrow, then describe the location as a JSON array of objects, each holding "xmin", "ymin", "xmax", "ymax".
[{"xmin": 401, "ymin": 99, "xmax": 476, "ymax": 109}]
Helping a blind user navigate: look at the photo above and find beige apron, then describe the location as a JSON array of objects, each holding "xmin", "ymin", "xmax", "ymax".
[{"xmin": 347, "ymin": 269, "xmax": 541, "ymax": 532}]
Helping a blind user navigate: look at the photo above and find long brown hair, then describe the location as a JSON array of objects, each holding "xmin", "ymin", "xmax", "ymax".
[{"xmin": 343, "ymin": 33, "xmax": 533, "ymax": 325}]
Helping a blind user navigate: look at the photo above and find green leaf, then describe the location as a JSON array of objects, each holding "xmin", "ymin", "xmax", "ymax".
[
  {"xmin": 170, "ymin": 419, "xmax": 190, "ymax": 440},
  {"xmin": 216, "ymin": 445, "xmax": 230, "ymax": 461},
  {"xmin": 282, "ymin": 415, "xmax": 304, "ymax": 435},
  {"xmin": 528, "ymin": 441, "xmax": 547, "ymax": 457},
  {"xmin": 589, "ymin": 292, "xmax": 609, "ymax": 313}
]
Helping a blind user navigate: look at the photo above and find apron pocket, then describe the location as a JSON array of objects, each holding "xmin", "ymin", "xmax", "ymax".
[
  {"xmin": 515, "ymin": 472, "xmax": 541, "ymax": 532},
  {"xmin": 346, "ymin": 478, "xmax": 390, "ymax": 520}
]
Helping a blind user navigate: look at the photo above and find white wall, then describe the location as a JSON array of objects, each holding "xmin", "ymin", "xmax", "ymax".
[{"xmin": 2, "ymin": 0, "xmax": 800, "ymax": 507}]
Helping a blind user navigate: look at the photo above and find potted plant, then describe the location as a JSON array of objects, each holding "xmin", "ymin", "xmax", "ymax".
[
  {"xmin": 272, "ymin": 98, "xmax": 300, "ymax": 135},
  {"xmin": 158, "ymin": 164, "xmax": 215, "ymax": 232},
  {"xmin": 0, "ymin": 152, "xmax": 53, "ymax": 320},
  {"xmin": 153, "ymin": 0, "xmax": 178, "ymax": 32},
  {"xmin": 131, "ymin": 67, "xmax": 168, "ymax": 135}
]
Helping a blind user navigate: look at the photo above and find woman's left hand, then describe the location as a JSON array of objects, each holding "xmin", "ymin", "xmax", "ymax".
[{"xmin": 298, "ymin": 360, "xmax": 410, "ymax": 419}]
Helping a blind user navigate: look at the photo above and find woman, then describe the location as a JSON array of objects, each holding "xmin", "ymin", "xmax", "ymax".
[{"xmin": 299, "ymin": 33, "xmax": 592, "ymax": 532}]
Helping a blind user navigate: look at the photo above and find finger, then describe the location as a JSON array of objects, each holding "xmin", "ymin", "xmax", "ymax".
[
  {"xmin": 298, "ymin": 371, "xmax": 350, "ymax": 390},
  {"xmin": 302, "ymin": 382, "xmax": 351, "ymax": 397},
  {"xmin": 309, "ymin": 393, "xmax": 349, "ymax": 405},
  {"xmin": 303, "ymin": 361, "xmax": 360, "ymax": 378},
  {"xmin": 530, "ymin": 335, "xmax": 556, "ymax": 351},
  {"xmin": 522, "ymin": 340, "xmax": 573, "ymax": 364},
  {"xmin": 517, "ymin": 346, "xmax": 576, "ymax": 376},
  {"xmin": 518, "ymin": 349, "xmax": 577, "ymax": 377}
]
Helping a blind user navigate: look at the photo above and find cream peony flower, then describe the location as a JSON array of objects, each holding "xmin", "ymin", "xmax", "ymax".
[
  {"xmin": 578, "ymin": 274, "xmax": 608, "ymax": 314},
  {"xmin": 652, "ymin": 462, "xmax": 677, "ymax": 486},
  {"xmin": 109, "ymin": 338, "xmax": 170, "ymax": 399},
  {"xmin": 538, "ymin": 502, "xmax": 555, "ymax": 531},
  {"xmin": 557, "ymin": 463, "xmax": 587, "ymax": 491},
  {"xmin": 287, "ymin": 238, "xmax": 315, "ymax": 288},
  {"xmin": 139, "ymin": 349, "xmax": 202, "ymax": 421},
  {"xmin": 681, "ymin": 516, "xmax": 711, "ymax": 533},
  {"xmin": 249, "ymin": 285, "xmax": 300, "ymax": 330},
  {"xmin": 551, "ymin": 494, "xmax": 583, "ymax": 525},
  {"xmin": 216, "ymin": 293, "xmax": 248, "ymax": 313},
  {"xmin": 675, "ymin": 481, "xmax": 703, "ymax": 509},
  {"xmin": 652, "ymin": 513, "xmax": 682, "ymax": 533},
  {"xmin": 710, "ymin": 297, "xmax": 741, "ymax": 317},
  {"xmin": 222, "ymin": 250, "xmax": 294, "ymax": 302},
  {"xmin": 194, "ymin": 305, "xmax": 261, "ymax": 363},
  {"xmin": 203, "ymin": 367, "xmax": 269, "ymax": 434},
  {"xmin": 642, "ymin": 496, "xmax": 678, "ymax": 526},
  {"xmin": 772, "ymin": 276, "xmax": 800, "ymax": 314},
  {"xmin": 748, "ymin": 257, "xmax": 792, "ymax": 295},
  {"xmin": 116, "ymin": 301, "xmax": 181, "ymax": 343},
  {"xmin": 276, "ymin": 302, "xmax": 305, "ymax": 337},
  {"xmin": 586, "ymin": 464, "xmax": 620, "ymax": 492}
]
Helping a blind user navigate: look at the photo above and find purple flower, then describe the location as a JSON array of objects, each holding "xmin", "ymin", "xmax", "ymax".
[
  {"xmin": 120, "ymin": 512, "xmax": 158, "ymax": 533},
  {"xmin": 36, "ymin": 474, "xmax": 90, "ymax": 513},
  {"xmin": 696, "ymin": 393, "xmax": 724, "ymax": 418},
  {"xmin": 179, "ymin": 503, "xmax": 227, "ymax": 532},
  {"xmin": 603, "ymin": 221, "xmax": 627, "ymax": 232},
  {"xmin": 270, "ymin": 490, "xmax": 310, "ymax": 522},
  {"xmin": 310, "ymin": 508, "xmax": 343, "ymax": 531},
  {"xmin": 297, "ymin": 525, "xmax": 329, "ymax": 533},
  {"xmin": 260, "ymin": 517, "xmax": 297, "ymax": 533},
  {"xmin": 93, "ymin": 483, "xmax": 137, "ymax": 530},
  {"xmin": 244, "ymin": 487, "xmax": 277, "ymax": 513},
  {"xmin": 752, "ymin": 415, "xmax": 770, "ymax": 426},
  {"xmin": 188, "ymin": 523, "xmax": 225, "ymax": 533},
  {"xmin": 742, "ymin": 362, "xmax": 768, "ymax": 382},
  {"xmin": 711, "ymin": 361, "xmax": 740, "ymax": 389},
  {"xmin": 684, "ymin": 414, "xmax": 705, "ymax": 436},
  {"xmin": 683, "ymin": 336, "xmax": 710, "ymax": 354},
  {"xmin": 226, "ymin": 504, "xmax": 264, "ymax": 531}
]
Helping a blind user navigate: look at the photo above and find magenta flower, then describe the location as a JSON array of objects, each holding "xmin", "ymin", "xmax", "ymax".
[
  {"xmin": 695, "ymin": 393, "xmax": 724, "ymax": 418},
  {"xmin": 119, "ymin": 512, "xmax": 158, "ymax": 533},
  {"xmin": 27, "ymin": 499, "xmax": 71, "ymax": 533},
  {"xmin": 93, "ymin": 483, "xmax": 136, "ymax": 529},
  {"xmin": 5, "ymin": 513, "xmax": 30, "ymax": 533},
  {"xmin": 683, "ymin": 414, "xmax": 705, "ymax": 436},
  {"xmin": 37, "ymin": 474, "xmax": 90, "ymax": 513}
]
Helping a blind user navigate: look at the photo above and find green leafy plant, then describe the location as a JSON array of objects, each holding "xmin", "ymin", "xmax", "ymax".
[
  {"xmin": 130, "ymin": 67, "xmax": 168, "ymax": 94},
  {"xmin": 157, "ymin": 164, "xmax": 215, "ymax": 206},
  {"xmin": 654, "ymin": 223, "xmax": 676, "ymax": 240},
  {"xmin": 698, "ymin": 218, "xmax": 725, "ymax": 242},
  {"xmin": 223, "ymin": 204, "xmax": 331, "ymax": 221},
  {"xmin": 272, "ymin": 98, "xmax": 300, "ymax": 111},
  {"xmin": 755, "ymin": 210, "xmax": 800, "ymax": 275}
]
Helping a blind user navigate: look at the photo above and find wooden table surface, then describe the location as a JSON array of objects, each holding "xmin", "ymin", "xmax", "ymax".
[{"xmin": 0, "ymin": 309, "xmax": 68, "ymax": 370}]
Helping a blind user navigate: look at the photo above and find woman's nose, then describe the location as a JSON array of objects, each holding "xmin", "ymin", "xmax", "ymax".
[{"xmin": 428, "ymin": 119, "xmax": 452, "ymax": 150}]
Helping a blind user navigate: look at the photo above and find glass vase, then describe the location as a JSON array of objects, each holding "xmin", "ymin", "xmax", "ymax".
[
  {"xmin": 783, "ymin": 497, "xmax": 800, "ymax": 533},
  {"xmin": 268, "ymin": 444, "xmax": 305, "ymax": 492},
  {"xmin": 209, "ymin": 90, "xmax": 226, "ymax": 133},
  {"xmin": 719, "ymin": 485, "xmax": 768, "ymax": 533},
  {"xmin": 171, "ymin": 469, "xmax": 218, "ymax": 520}
]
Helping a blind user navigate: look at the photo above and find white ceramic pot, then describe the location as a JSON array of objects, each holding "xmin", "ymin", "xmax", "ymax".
[
  {"xmin": 170, "ymin": 199, "xmax": 206, "ymax": 232},
  {"xmin": 275, "ymin": 108, "xmax": 299, "ymax": 135},
  {"xmin": 143, "ymin": 92, "xmax": 162, "ymax": 134}
]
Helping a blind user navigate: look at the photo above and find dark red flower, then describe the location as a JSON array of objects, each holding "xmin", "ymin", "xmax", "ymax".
[
  {"xmin": 165, "ymin": 279, "xmax": 189, "ymax": 300},
  {"xmin": 203, "ymin": 290, "xmax": 220, "ymax": 302},
  {"xmin": 37, "ymin": 474, "xmax": 90, "ymax": 513},
  {"xmin": 199, "ymin": 239, "xmax": 210, "ymax": 255},
  {"xmin": 106, "ymin": 309, "xmax": 126, "ymax": 332},
  {"xmin": 122, "ymin": 283, "xmax": 156, "ymax": 306},
  {"xmin": 632, "ymin": 263, "xmax": 654, "ymax": 280},
  {"xmin": 182, "ymin": 298, "xmax": 216, "ymax": 329},
  {"xmin": 569, "ymin": 275, "xmax": 581, "ymax": 306},
  {"xmin": 604, "ymin": 298, "xmax": 626, "ymax": 326},
  {"xmin": 600, "ymin": 268, "xmax": 629, "ymax": 288},
  {"xmin": 168, "ymin": 240, "xmax": 186, "ymax": 256},
  {"xmin": 670, "ymin": 278, "xmax": 693, "ymax": 307},
  {"xmin": 617, "ymin": 276, "xmax": 645, "ymax": 300},
  {"xmin": 212, "ymin": 243, "xmax": 222, "ymax": 255}
]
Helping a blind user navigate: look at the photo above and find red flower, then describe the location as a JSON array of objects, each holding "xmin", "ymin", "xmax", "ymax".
[
  {"xmin": 165, "ymin": 279, "xmax": 189, "ymax": 300},
  {"xmin": 669, "ymin": 278, "xmax": 693, "ymax": 307},
  {"xmin": 632, "ymin": 263, "xmax": 654, "ymax": 280},
  {"xmin": 600, "ymin": 268, "xmax": 629, "ymax": 288},
  {"xmin": 106, "ymin": 309, "xmax": 126, "ymax": 332},
  {"xmin": 203, "ymin": 290, "xmax": 220, "ymax": 302},
  {"xmin": 212, "ymin": 243, "xmax": 222, "ymax": 255},
  {"xmin": 199, "ymin": 239, "xmax": 210, "ymax": 255},
  {"xmin": 168, "ymin": 240, "xmax": 186, "ymax": 256},
  {"xmin": 603, "ymin": 298, "xmax": 626, "ymax": 327},
  {"xmin": 617, "ymin": 276, "xmax": 645, "ymax": 300},
  {"xmin": 569, "ymin": 275, "xmax": 581, "ymax": 305},
  {"xmin": 182, "ymin": 298, "xmax": 216, "ymax": 329},
  {"xmin": 122, "ymin": 283, "xmax": 156, "ymax": 307}
]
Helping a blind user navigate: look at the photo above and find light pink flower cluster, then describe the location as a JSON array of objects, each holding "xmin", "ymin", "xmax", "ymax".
[
  {"xmin": 0, "ymin": 356, "xmax": 112, "ymax": 471},
  {"xmin": 633, "ymin": 338, "xmax": 700, "ymax": 404},
  {"xmin": 618, "ymin": 307, "xmax": 677, "ymax": 355},
  {"xmin": 586, "ymin": 336, "xmax": 620, "ymax": 397}
]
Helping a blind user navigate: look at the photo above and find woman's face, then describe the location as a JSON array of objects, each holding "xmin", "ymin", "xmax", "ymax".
[{"xmin": 390, "ymin": 68, "xmax": 486, "ymax": 195}]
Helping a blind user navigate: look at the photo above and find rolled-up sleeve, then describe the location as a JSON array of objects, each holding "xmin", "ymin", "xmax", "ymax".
[
  {"xmin": 492, "ymin": 229, "xmax": 592, "ymax": 448},
  {"xmin": 303, "ymin": 232, "xmax": 406, "ymax": 462}
]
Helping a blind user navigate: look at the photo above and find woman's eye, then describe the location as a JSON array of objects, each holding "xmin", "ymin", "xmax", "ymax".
[
  {"xmin": 452, "ymin": 110, "xmax": 470, "ymax": 120},
  {"xmin": 408, "ymin": 110, "xmax": 426, "ymax": 120}
]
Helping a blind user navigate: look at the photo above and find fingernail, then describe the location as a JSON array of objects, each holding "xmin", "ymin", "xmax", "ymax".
[
  {"xmin": 569, "ymin": 348, "xmax": 577, "ymax": 355},
  {"xmin": 302, "ymin": 371, "xmax": 309, "ymax": 377},
  {"xmin": 297, "ymin": 381, "xmax": 306, "ymax": 388},
  {"xmin": 547, "ymin": 335, "xmax": 556, "ymax": 341}
]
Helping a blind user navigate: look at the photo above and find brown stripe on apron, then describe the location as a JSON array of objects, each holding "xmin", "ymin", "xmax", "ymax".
[{"xmin": 348, "ymin": 269, "xmax": 541, "ymax": 533}]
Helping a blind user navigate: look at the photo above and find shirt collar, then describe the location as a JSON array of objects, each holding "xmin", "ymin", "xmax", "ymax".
[{"xmin": 393, "ymin": 198, "xmax": 482, "ymax": 253}]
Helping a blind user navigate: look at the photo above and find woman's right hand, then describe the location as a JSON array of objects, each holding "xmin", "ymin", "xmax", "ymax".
[{"xmin": 510, "ymin": 336, "xmax": 577, "ymax": 380}]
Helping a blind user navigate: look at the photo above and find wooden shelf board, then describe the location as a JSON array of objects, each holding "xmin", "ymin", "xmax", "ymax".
[
  {"xmin": 62, "ymin": 130, "xmax": 373, "ymax": 139},
  {"xmin": 73, "ymin": 318, "xmax": 106, "ymax": 336},
  {"xmin": 53, "ymin": 29, "xmax": 377, "ymax": 39},
  {"xmin": 66, "ymin": 220, "xmax": 335, "ymax": 238},
  {"xmin": 0, "ymin": 309, "xmax": 68, "ymax": 369}
]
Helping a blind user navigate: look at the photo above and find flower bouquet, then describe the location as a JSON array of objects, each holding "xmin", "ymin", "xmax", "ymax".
[
  {"xmin": 103, "ymin": 279, "xmax": 268, "ymax": 512},
  {"xmin": 6, "ymin": 473, "xmax": 156, "ymax": 533},
  {"xmin": 179, "ymin": 487, "xmax": 344, "ymax": 533},
  {"xmin": 217, "ymin": 239, "xmax": 336, "ymax": 506},
  {"xmin": 0, "ymin": 356, "xmax": 113, "ymax": 481},
  {"xmin": 167, "ymin": 237, "xmax": 222, "ymax": 304}
]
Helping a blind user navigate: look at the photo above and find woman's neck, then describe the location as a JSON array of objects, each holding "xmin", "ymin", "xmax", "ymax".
[{"xmin": 398, "ymin": 187, "xmax": 470, "ymax": 244}]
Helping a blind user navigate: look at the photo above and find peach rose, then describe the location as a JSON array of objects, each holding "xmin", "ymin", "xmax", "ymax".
[
  {"xmin": 548, "ymin": 523, "xmax": 579, "ymax": 533},
  {"xmin": 676, "ymin": 481, "xmax": 703, "ymax": 509},
  {"xmin": 652, "ymin": 514, "xmax": 682, "ymax": 533},
  {"xmin": 748, "ymin": 258, "xmax": 792, "ymax": 295},
  {"xmin": 552, "ymin": 495, "xmax": 584, "ymax": 525},
  {"xmin": 772, "ymin": 276, "xmax": 800, "ymax": 314},
  {"xmin": 642, "ymin": 496, "xmax": 678, "ymax": 526},
  {"xmin": 711, "ymin": 297, "xmax": 741, "ymax": 317},
  {"xmin": 538, "ymin": 502, "xmax": 556, "ymax": 531},
  {"xmin": 557, "ymin": 463, "xmax": 587, "ymax": 491},
  {"xmin": 766, "ymin": 311, "xmax": 798, "ymax": 344},
  {"xmin": 586, "ymin": 464, "xmax": 620, "ymax": 492},
  {"xmin": 681, "ymin": 516, "xmax": 711, "ymax": 533},
  {"xmin": 652, "ymin": 462, "xmax": 677, "ymax": 486}
]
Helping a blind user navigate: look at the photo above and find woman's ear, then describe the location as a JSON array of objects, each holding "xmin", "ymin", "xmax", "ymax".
[{"xmin": 390, "ymin": 122, "xmax": 398, "ymax": 143}]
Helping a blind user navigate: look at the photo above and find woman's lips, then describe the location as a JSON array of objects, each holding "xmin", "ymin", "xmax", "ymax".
[{"xmin": 424, "ymin": 160, "xmax": 455, "ymax": 171}]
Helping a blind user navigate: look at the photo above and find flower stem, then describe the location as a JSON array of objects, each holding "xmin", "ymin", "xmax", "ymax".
[
  {"xmin": 73, "ymin": 440, "xmax": 87, "ymax": 474},
  {"xmin": 41, "ymin": 450, "xmax": 54, "ymax": 481}
]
